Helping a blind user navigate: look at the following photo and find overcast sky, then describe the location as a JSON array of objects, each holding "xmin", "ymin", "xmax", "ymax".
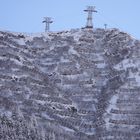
[{"xmin": 0, "ymin": 0, "xmax": 139, "ymax": 39}]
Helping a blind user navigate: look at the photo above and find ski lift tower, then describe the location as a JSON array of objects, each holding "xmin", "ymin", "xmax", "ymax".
[
  {"xmin": 42, "ymin": 17, "xmax": 53, "ymax": 32},
  {"xmin": 84, "ymin": 6, "xmax": 97, "ymax": 29}
]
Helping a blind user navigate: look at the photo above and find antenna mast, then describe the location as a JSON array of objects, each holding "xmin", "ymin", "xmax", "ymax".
[
  {"xmin": 104, "ymin": 24, "xmax": 107, "ymax": 29},
  {"xmin": 42, "ymin": 17, "xmax": 53, "ymax": 32},
  {"xmin": 84, "ymin": 6, "xmax": 97, "ymax": 29}
]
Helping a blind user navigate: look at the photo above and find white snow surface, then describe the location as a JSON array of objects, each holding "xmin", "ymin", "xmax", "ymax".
[{"xmin": 0, "ymin": 28, "xmax": 140, "ymax": 139}]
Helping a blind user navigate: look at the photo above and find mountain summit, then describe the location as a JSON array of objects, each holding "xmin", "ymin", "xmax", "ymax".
[{"xmin": 0, "ymin": 28, "xmax": 140, "ymax": 140}]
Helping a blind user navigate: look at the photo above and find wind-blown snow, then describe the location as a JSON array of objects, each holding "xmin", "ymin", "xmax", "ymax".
[{"xmin": 0, "ymin": 28, "xmax": 140, "ymax": 140}]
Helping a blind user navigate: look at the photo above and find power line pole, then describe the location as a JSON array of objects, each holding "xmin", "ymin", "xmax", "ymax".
[
  {"xmin": 84, "ymin": 6, "xmax": 97, "ymax": 29},
  {"xmin": 42, "ymin": 17, "xmax": 53, "ymax": 32}
]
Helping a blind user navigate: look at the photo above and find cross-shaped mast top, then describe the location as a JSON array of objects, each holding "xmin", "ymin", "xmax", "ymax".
[
  {"xmin": 42, "ymin": 17, "xmax": 53, "ymax": 32},
  {"xmin": 84, "ymin": 6, "xmax": 97, "ymax": 29}
]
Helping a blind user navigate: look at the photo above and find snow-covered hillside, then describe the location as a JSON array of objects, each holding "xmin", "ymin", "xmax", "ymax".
[{"xmin": 0, "ymin": 28, "xmax": 140, "ymax": 140}]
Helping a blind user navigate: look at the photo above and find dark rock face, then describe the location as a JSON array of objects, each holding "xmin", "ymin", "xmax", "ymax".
[{"xmin": 0, "ymin": 28, "xmax": 140, "ymax": 140}]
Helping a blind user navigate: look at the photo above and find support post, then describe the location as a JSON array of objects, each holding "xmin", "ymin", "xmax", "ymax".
[
  {"xmin": 84, "ymin": 6, "xmax": 97, "ymax": 29},
  {"xmin": 42, "ymin": 17, "xmax": 53, "ymax": 32}
]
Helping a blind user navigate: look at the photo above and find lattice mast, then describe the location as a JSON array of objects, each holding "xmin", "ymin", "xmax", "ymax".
[
  {"xmin": 42, "ymin": 17, "xmax": 53, "ymax": 32},
  {"xmin": 84, "ymin": 6, "xmax": 97, "ymax": 29}
]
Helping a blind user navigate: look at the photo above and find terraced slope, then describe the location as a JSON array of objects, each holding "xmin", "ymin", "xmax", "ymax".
[{"xmin": 0, "ymin": 28, "xmax": 140, "ymax": 140}]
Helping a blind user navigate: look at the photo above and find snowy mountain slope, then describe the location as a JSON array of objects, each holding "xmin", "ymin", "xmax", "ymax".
[{"xmin": 0, "ymin": 28, "xmax": 140, "ymax": 140}]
